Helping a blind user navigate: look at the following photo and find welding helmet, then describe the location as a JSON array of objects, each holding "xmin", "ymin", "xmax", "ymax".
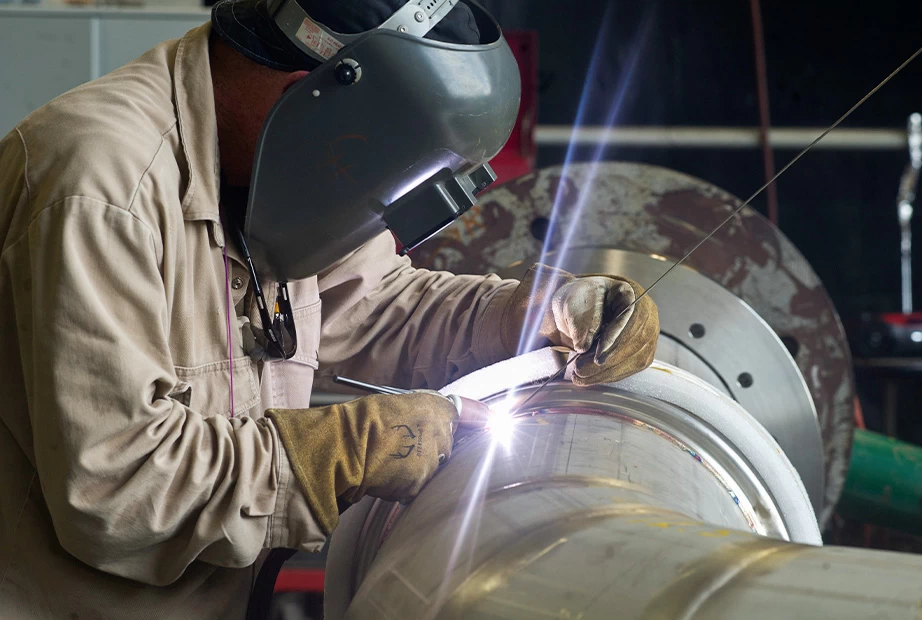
[{"xmin": 227, "ymin": 0, "xmax": 521, "ymax": 281}]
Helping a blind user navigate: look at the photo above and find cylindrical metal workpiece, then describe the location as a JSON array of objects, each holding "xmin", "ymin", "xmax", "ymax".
[
  {"xmin": 350, "ymin": 505, "xmax": 922, "ymax": 619},
  {"xmin": 325, "ymin": 353, "xmax": 922, "ymax": 619},
  {"xmin": 340, "ymin": 410, "xmax": 783, "ymax": 618}
]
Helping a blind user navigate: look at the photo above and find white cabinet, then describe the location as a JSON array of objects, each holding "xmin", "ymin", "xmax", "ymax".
[{"xmin": 0, "ymin": 6, "xmax": 209, "ymax": 136}]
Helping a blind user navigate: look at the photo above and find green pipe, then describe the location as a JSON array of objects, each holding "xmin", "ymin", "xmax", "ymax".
[{"xmin": 837, "ymin": 429, "xmax": 922, "ymax": 534}]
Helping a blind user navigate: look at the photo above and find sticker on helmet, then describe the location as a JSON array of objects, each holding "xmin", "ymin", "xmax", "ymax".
[{"xmin": 296, "ymin": 17, "xmax": 344, "ymax": 60}]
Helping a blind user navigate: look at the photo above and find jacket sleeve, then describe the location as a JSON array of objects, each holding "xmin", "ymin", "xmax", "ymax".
[
  {"xmin": 4, "ymin": 198, "xmax": 325, "ymax": 587},
  {"xmin": 317, "ymin": 232, "xmax": 518, "ymax": 389}
]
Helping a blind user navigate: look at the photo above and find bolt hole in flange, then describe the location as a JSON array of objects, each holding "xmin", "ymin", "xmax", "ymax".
[
  {"xmin": 530, "ymin": 216, "xmax": 550, "ymax": 242},
  {"xmin": 689, "ymin": 323, "xmax": 706, "ymax": 339},
  {"xmin": 738, "ymin": 372, "xmax": 754, "ymax": 388}
]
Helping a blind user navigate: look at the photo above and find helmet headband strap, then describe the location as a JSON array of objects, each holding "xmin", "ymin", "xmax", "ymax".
[{"xmin": 266, "ymin": 0, "xmax": 460, "ymax": 64}]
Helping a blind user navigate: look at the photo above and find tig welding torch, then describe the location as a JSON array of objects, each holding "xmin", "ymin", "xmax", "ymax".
[
  {"xmin": 331, "ymin": 376, "xmax": 495, "ymax": 431},
  {"xmin": 332, "ymin": 375, "xmax": 463, "ymax": 414}
]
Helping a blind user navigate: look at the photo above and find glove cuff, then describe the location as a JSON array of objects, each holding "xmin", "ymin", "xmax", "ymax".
[
  {"xmin": 499, "ymin": 263, "xmax": 576, "ymax": 355},
  {"xmin": 268, "ymin": 407, "xmax": 351, "ymax": 535}
]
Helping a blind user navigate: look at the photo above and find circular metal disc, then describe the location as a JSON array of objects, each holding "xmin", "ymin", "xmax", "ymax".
[{"xmin": 410, "ymin": 161, "xmax": 856, "ymax": 526}]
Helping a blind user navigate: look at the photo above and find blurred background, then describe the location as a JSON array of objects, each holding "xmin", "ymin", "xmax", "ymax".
[
  {"xmin": 5, "ymin": 0, "xmax": 922, "ymax": 616},
  {"xmin": 5, "ymin": 1, "xmax": 922, "ymax": 316}
]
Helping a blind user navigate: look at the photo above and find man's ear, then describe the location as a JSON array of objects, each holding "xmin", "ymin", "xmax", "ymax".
[{"xmin": 282, "ymin": 71, "xmax": 310, "ymax": 93}]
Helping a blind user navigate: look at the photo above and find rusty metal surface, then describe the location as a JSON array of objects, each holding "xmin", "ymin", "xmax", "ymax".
[{"xmin": 410, "ymin": 161, "xmax": 856, "ymax": 527}]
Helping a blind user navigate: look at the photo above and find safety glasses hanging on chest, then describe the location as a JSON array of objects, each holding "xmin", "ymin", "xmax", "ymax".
[{"xmin": 236, "ymin": 229, "xmax": 298, "ymax": 360}]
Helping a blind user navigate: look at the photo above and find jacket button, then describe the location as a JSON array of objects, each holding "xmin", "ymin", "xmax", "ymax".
[{"xmin": 231, "ymin": 277, "xmax": 245, "ymax": 290}]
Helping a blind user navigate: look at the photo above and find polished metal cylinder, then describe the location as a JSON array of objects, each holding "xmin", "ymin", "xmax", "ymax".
[
  {"xmin": 325, "ymin": 354, "xmax": 922, "ymax": 619},
  {"xmin": 340, "ymin": 404, "xmax": 781, "ymax": 618}
]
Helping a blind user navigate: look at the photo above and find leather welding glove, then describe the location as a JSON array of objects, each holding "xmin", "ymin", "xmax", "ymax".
[
  {"xmin": 267, "ymin": 391, "xmax": 459, "ymax": 535},
  {"xmin": 500, "ymin": 264, "xmax": 659, "ymax": 386}
]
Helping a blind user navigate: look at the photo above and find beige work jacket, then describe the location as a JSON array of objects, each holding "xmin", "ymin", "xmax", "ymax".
[{"xmin": 0, "ymin": 23, "xmax": 515, "ymax": 619}]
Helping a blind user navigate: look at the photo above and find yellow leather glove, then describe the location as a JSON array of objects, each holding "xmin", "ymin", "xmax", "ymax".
[
  {"xmin": 267, "ymin": 391, "xmax": 459, "ymax": 535},
  {"xmin": 500, "ymin": 264, "xmax": 659, "ymax": 386}
]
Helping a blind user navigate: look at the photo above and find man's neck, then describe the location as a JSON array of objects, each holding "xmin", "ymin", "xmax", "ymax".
[
  {"xmin": 210, "ymin": 34, "xmax": 260, "ymax": 189},
  {"xmin": 219, "ymin": 182, "xmax": 249, "ymax": 235}
]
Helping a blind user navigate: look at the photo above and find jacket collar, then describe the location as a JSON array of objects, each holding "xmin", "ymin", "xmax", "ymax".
[{"xmin": 173, "ymin": 23, "xmax": 223, "ymax": 229}]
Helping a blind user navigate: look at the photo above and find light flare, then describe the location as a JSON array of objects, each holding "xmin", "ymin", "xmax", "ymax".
[
  {"xmin": 423, "ymin": 398, "xmax": 524, "ymax": 617},
  {"xmin": 484, "ymin": 400, "xmax": 518, "ymax": 449},
  {"xmin": 427, "ymin": 11, "xmax": 658, "ymax": 610},
  {"xmin": 423, "ymin": 436, "xmax": 497, "ymax": 620},
  {"xmin": 516, "ymin": 2, "xmax": 657, "ymax": 356}
]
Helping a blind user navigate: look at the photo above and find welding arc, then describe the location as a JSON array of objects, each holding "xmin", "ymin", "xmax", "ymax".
[{"xmin": 513, "ymin": 43, "xmax": 922, "ymax": 415}]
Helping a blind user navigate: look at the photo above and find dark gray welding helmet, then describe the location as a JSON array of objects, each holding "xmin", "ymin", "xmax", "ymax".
[{"xmin": 244, "ymin": 0, "xmax": 521, "ymax": 281}]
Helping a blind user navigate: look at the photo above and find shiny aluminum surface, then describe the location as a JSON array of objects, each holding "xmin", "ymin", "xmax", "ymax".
[
  {"xmin": 324, "ymin": 354, "xmax": 922, "ymax": 620},
  {"xmin": 347, "ymin": 502, "xmax": 922, "ymax": 619},
  {"xmin": 341, "ymin": 403, "xmax": 778, "ymax": 619},
  {"xmin": 436, "ymin": 350, "xmax": 818, "ymax": 544},
  {"xmin": 326, "ymin": 354, "xmax": 821, "ymax": 619}
]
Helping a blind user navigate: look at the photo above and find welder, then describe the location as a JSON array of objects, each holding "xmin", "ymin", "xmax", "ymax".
[{"xmin": 0, "ymin": 0, "xmax": 658, "ymax": 617}]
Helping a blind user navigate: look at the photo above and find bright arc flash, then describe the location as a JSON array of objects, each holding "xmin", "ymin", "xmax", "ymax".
[{"xmin": 485, "ymin": 402, "xmax": 518, "ymax": 448}]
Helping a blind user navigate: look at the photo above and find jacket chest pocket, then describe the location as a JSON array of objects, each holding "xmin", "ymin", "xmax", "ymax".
[
  {"xmin": 260, "ymin": 299, "xmax": 321, "ymax": 410},
  {"xmin": 173, "ymin": 357, "xmax": 261, "ymax": 418}
]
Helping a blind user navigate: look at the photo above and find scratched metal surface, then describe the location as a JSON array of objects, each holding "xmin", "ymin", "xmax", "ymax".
[{"xmin": 410, "ymin": 161, "xmax": 855, "ymax": 527}]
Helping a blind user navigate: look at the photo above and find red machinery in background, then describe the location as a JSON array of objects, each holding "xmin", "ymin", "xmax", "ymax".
[
  {"xmin": 271, "ymin": 31, "xmax": 539, "ymax": 616},
  {"xmin": 486, "ymin": 31, "xmax": 538, "ymax": 185},
  {"xmin": 391, "ymin": 30, "xmax": 538, "ymax": 255}
]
